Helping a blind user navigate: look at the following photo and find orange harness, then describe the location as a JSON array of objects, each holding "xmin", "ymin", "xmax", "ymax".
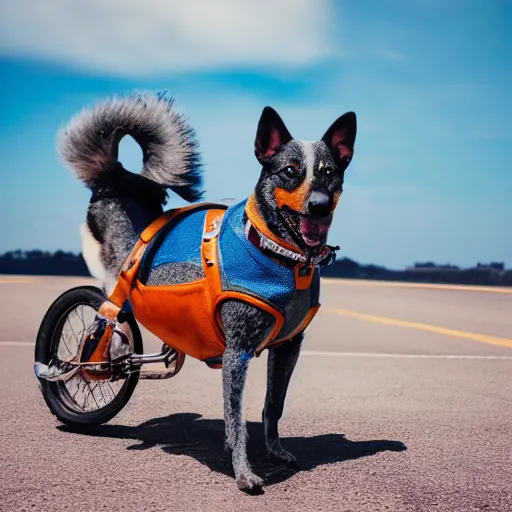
[{"xmin": 102, "ymin": 203, "xmax": 320, "ymax": 367}]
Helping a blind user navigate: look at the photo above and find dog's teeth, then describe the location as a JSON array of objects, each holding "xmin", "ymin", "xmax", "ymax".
[{"xmin": 244, "ymin": 220, "xmax": 252, "ymax": 238}]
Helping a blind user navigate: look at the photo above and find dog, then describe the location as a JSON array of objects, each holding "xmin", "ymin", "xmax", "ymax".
[{"xmin": 58, "ymin": 92, "xmax": 357, "ymax": 492}]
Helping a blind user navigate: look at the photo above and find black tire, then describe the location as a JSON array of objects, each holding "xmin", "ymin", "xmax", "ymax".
[{"xmin": 34, "ymin": 285, "xmax": 143, "ymax": 428}]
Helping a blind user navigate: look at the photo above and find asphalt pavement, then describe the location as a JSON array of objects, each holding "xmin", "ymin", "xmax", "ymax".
[{"xmin": 1, "ymin": 275, "xmax": 511, "ymax": 512}]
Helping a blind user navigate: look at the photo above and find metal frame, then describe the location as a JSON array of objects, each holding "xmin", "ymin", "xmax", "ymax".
[{"xmin": 34, "ymin": 343, "xmax": 182, "ymax": 382}]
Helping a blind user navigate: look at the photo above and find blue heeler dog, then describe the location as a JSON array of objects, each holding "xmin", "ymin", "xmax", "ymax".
[{"xmin": 58, "ymin": 92, "xmax": 357, "ymax": 492}]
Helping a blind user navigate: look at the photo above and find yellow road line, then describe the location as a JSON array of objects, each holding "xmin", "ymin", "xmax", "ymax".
[
  {"xmin": 325, "ymin": 307, "xmax": 512, "ymax": 350},
  {"xmin": 321, "ymin": 278, "xmax": 512, "ymax": 294}
]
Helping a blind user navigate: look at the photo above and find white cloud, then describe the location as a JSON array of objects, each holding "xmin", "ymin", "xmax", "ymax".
[{"xmin": 0, "ymin": 0, "xmax": 332, "ymax": 76}]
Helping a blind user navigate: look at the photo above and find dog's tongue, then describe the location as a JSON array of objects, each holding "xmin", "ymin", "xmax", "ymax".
[{"xmin": 299, "ymin": 216, "xmax": 332, "ymax": 248}]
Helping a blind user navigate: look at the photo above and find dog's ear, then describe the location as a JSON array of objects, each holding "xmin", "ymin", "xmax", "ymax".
[
  {"xmin": 254, "ymin": 106, "xmax": 293, "ymax": 164},
  {"xmin": 321, "ymin": 112, "xmax": 357, "ymax": 165}
]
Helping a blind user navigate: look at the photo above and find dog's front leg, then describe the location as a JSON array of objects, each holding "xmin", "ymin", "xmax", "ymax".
[
  {"xmin": 220, "ymin": 300, "xmax": 275, "ymax": 493},
  {"xmin": 263, "ymin": 332, "xmax": 303, "ymax": 468}
]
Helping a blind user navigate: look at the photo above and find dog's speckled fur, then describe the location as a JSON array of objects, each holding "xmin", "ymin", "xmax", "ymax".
[
  {"xmin": 263, "ymin": 332, "xmax": 304, "ymax": 467},
  {"xmin": 59, "ymin": 92, "xmax": 356, "ymax": 492},
  {"xmin": 146, "ymin": 262, "xmax": 205, "ymax": 286}
]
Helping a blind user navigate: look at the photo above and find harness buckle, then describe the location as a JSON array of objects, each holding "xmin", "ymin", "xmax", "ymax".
[{"xmin": 203, "ymin": 216, "xmax": 222, "ymax": 241}]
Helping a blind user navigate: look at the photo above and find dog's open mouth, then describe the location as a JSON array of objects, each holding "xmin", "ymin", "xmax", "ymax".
[
  {"xmin": 280, "ymin": 207, "xmax": 333, "ymax": 254},
  {"xmin": 299, "ymin": 216, "xmax": 332, "ymax": 248}
]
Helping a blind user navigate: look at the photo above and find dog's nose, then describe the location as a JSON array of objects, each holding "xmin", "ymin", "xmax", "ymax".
[{"xmin": 307, "ymin": 191, "xmax": 332, "ymax": 217}]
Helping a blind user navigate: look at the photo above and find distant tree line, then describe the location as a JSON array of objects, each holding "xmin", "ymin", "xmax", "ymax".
[
  {"xmin": 0, "ymin": 250, "xmax": 89, "ymax": 276},
  {"xmin": 0, "ymin": 250, "xmax": 510, "ymax": 287},
  {"xmin": 321, "ymin": 257, "xmax": 512, "ymax": 287}
]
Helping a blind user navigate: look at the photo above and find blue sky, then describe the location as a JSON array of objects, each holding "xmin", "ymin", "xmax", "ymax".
[{"xmin": 0, "ymin": 0, "xmax": 510, "ymax": 269}]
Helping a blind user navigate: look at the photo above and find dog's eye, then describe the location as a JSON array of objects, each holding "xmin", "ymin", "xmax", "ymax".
[
  {"xmin": 283, "ymin": 165, "xmax": 300, "ymax": 177},
  {"xmin": 324, "ymin": 167, "xmax": 335, "ymax": 176}
]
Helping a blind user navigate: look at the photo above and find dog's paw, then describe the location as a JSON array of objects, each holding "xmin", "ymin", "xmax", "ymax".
[
  {"xmin": 237, "ymin": 472, "xmax": 264, "ymax": 494},
  {"xmin": 269, "ymin": 449, "xmax": 300, "ymax": 469}
]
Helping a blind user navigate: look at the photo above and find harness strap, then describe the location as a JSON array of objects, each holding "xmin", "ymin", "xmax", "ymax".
[
  {"xmin": 200, "ymin": 208, "xmax": 286, "ymax": 357},
  {"xmin": 106, "ymin": 204, "xmax": 220, "ymax": 312}
]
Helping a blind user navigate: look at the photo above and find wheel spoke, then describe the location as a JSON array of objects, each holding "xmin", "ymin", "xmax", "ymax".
[{"xmin": 85, "ymin": 380, "xmax": 100, "ymax": 410}]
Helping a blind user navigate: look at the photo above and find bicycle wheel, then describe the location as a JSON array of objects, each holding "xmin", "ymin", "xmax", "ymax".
[{"xmin": 34, "ymin": 285, "xmax": 143, "ymax": 428}]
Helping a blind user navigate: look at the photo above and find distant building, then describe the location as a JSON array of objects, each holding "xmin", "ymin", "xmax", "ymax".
[
  {"xmin": 477, "ymin": 262, "xmax": 505, "ymax": 271},
  {"xmin": 406, "ymin": 263, "xmax": 460, "ymax": 272}
]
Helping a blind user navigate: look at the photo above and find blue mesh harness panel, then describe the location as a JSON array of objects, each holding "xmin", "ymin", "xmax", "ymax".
[
  {"xmin": 218, "ymin": 200, "xmax": 296, "ymax": 312},
  {"xmin": 150, "ymin": 208, "xmax": 208, "ymax": 268}
]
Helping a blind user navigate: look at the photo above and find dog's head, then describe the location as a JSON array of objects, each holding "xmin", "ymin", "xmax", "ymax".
[{"xmin": 251, "ymin": 106, "xmax": 357, "ymax": 260}]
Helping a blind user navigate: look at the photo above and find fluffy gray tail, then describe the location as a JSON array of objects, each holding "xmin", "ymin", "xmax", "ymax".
[{"xmin": 57, "ymin": 91, "xmax": 203, "ymax": 201}]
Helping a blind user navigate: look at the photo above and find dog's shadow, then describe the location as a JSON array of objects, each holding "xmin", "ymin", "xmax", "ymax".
[{"xmin": 59, "ymin": 413, "xmax": 407, "ymax": 486}]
